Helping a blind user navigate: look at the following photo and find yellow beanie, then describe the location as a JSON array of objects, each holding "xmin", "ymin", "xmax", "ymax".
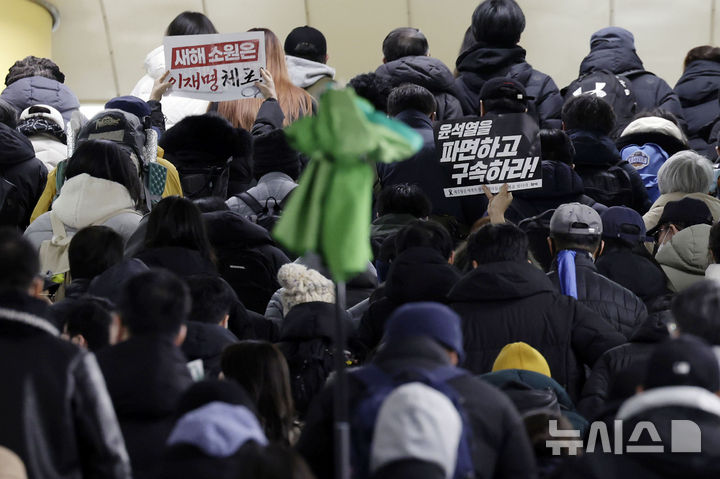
[{"xmin": 492, "ymin": 342, "xmax": 551, "ymax": 377}]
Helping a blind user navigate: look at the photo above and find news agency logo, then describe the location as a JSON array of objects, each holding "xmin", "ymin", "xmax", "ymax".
[{"xmin": 546, "ymin": 419, "xmax": 702, "ymax": 455}]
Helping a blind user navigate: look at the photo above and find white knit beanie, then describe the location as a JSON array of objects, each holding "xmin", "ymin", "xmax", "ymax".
[{"xmin": 278, "ymin": 263, "xmax": 335, "ymax": 315}]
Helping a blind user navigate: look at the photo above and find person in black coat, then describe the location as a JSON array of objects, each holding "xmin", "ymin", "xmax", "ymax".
[
  {"xmin": 96, "ymin": 270, "xmax": 194, "ymax": 479},
  {"xmin": 454, "ymin": 0, "xmax": 562, "ymax": 128},
  {"xmin": 0, "ymin": 100, "xmax": 47, "ymax": 230},
  {"xmin": 448, "ymin": 223, "xmax": 626, "ymax": 399},
  {"xmin": 0, "ymin": 230, "xmax": 131, "ymax": 479},
  {"xmin": 673, "ymin": 46, "xmax": 720, "ymax": 159},
  {"xmin": 563, "ymin": 93, "xmax": 651, "ymax": 213},
  {"xmin": 506, "ymin": 129, "xmax": 604, "ymax": 224},
  {"xmin": 375, "ymin": 28, "xmax": 463, "ymax": 121},
  {"xmin": 547, "ymin": 203, "xmax": 648, "ymax": 339},
  {"xmin": 297, "ymin": 302, "xmax": 538, "ymax": 479},
  {"xmin": 357, "ymin": 220, "xmax": 461, "ymax": 357},
  {"xmin": 575, "ymin": 26, "xmax": 685, "ymax": 126}
]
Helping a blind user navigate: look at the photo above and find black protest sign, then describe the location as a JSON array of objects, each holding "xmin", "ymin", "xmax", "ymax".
[{"xmin": 435, "ymin": 113, "xmax": 542, "ymax": 197}]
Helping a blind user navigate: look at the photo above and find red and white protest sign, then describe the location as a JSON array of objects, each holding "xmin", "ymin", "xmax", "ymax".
[{"xmin": 163, "ymin": 32, "xmax": 266, "ymax": 101}]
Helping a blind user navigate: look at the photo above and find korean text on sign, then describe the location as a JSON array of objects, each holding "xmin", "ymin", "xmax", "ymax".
[
  {"xmin": 164, "ymin": 32, "xmax": 266, "ymax": 101},
  {"xmin": 435, "ymin": 114, "xmax": 543, "ymax": 197}
]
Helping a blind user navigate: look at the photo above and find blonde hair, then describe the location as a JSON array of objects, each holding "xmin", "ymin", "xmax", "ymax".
[{"xmin": 216, "ymin": 28, "xmax": 314, "ymax": 130}]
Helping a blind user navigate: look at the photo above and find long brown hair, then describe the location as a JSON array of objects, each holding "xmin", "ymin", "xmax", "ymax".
[{"xmin": 217, "ymin": 28, "xmax": 313, "ymax": 130}]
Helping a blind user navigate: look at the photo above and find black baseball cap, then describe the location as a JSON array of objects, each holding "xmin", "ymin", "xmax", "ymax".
[
  {"xmin": 601, "ymin": 206, "xmax": 650, "ymax": 243},
  {"xmin": 284, "ymin": 26, "xmax": 327, "ymax": 57},
  {"xmin": 644, "ymin": 335, "xmax": 720, "ymax": 392},
  {"xmin": 647, "ymin": 197, "xmax": 713, "ymax": 237},
  {"xmin": 479, "ymin": 77, "xmax": 530, "ymax": 103}
]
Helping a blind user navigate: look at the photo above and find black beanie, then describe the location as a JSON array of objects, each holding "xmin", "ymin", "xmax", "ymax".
[{"xmin": 252, "ymin": 129, "xmax": 300, "ymax": 181}]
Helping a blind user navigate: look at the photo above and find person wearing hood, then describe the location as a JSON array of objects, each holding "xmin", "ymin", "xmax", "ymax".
[
  {"xmin": 131, "ymin": 12, "xmax": 217, "ymax": 129},
  {"xmin": 0, "ymin": 99, "xmax": 47, "ymax": 230},
  {"xmin": 547, "ymin": 203, "xmax": 648, "ymax": 339},
  {"xmin": 616, "ymin": 112, "xmax": 690, "ymax": 202},
  {"xmin": 358, "ymin": 220, "xmax": 461, "ymax": 357},
  {"xmin": 674, "ymin": 46, "xmax": 720, "ymax": 159},
  {"xmin": 655, "ymin": 223, "xmax": 711, "ymax": 293},
  {"xmin": 557, "ymin": 335, "xmax": 720, "ymax": 479},
  {"xmin": 454, "ymin": 0, "xmax": 562, "ymax": 128},
  {"xmin": 562, "ymin": 93, "xmax": 651, "ymax": 213},
  {"xmin": 298, "ymin": 302, "xmax": 537, "ymax": 479},
  {"xmin": 573, "ymin": 26, "xmax": 685, "ymax": 125},
  {"xmin": 643, "ymin": 150, "xmax": 720, "ymax": 231},
  {"xmin": 0, "ymin": 230, "xmax": 131, "ymax": 479},
  {"xmin": 448, "ymin": 222, "xmax": 626, "ymax": 400},
  {"xmin": 506, "ymin": 129, "xmax": 605, "ymax": 224},
  {"xmin": 24, "ymin": 140, "xmax": 142, "ymax": 262},
  {"xmin": 284, "ymin": 26, "xmax": 336, "ymax": 99},
  {"xmin": 16, "ymin": 104, "xmax": 67, "ymax": 171},
  {"xmin": 375, "ymin": 27, "xmax": 462, "ymax": 121},
  {"xmin": 96, "ymin": 270, "xmax": 194, "ymax": 479},
  {"xmin": 0, "ymin": 56, "xmax": 80, "ymax": 123}
]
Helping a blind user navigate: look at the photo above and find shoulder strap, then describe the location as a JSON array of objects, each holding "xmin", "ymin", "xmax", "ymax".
[
  {"xmin": 49, "ymin": 210, "xmax": 69, "ymax": 242},
  {"xmin": 91, "ymin": 208, "xmax": 138, "ymax": 226},
  {"xmin": 238, "ymin": 191, "xmax": 265, "ymax": 215}
]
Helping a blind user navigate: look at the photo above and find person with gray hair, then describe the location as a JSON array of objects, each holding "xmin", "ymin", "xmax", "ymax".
[{"xmin": 643, "ymin": 150, "xmax": 720, "ymax": 231}]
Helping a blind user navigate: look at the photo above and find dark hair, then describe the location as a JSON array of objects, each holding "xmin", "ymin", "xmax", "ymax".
[
  {"xmin": 561, "ymin": 93, "xmax": 615, "ymax": 135},
  {"xmin": 0, "ymin": 99, "xmax": 18, "ymax": 128},
  {"xmin": 64, "ymin": 298, "xmax": 113, "ymax": 351},
  {"xmin": 467, "ymin": 223, "xmax": 529, "ymax": 264},
  {"xmin": 672, "ymin": 280, "xmax": 720, "ymax": 345},
  {"xmin": 186, "ymin": 275, "xmax": 235, "ymax": 324},
  {"xmin": 471, "ymin": 0, "xmax": 525, "ymax": 47},
  {"xmin": 69, "ymin": 226, "xmax": 124, "ymax": 280},
  {"xmin": 395, "ymin": 220, "xmax": 453, "ymax": 259},
  {"xmin": 193, "ymin": 196, "xmax": 230, "ymax": 213},
  {"xmin": 387, "ymin": 83, "xmax": 436, "ymax": 117},
  {"xmin": 348, "ymin": 73, "xmax": 394, "ymax": 113},
  {"xmin": 165, "ymin": 11, "xmax": 218, "ymax": 36},
  {"xmin": 684, "ymin": 45, "xmax": 720, "ymax": 70},
  {"xmin": 551, "ymin": 232, "xmax": 602, "ymax": 253},
  {"xmin": 5, "ymin": 56, "xmax": 65, "ymax": 86},
  {"xmin": 382, "ymin": 28, "xmax": 429, "ymax": 62},
  {"xmin": 221, "ymin": 341, "xmax": 295, "ymax": 445},
  {"xmin": 710, "ymin": 222, "xmax": 720, "ymax": 262},
  {"xmin": 376, "ymin": 183, "xmax": 431, "ymax": 218},
  {"xmin": 458, "ymin": 26, "xmax": 477, "ymax": 57},
  {"xmin": 65, "ymin": 140, "xmax": 142, "ymax": 205},
  {"xmin": 144, "ymin": 196, "xmax": 216, "ymax": 264},
  {"xmin": 118, "ymin": 270, "xmax": 190, "ymax": 336},
  {"xmin": 539, "ymin": 129, "xmax": 575, "ymax": 165},
  {"xmin": 0, "ymin": 228, "xmax": 39, "ymax": 291}
]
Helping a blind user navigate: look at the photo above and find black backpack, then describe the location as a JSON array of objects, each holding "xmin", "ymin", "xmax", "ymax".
[
  {"xmin": 0, "ymin": 177, "xmax": 21, "ymax": 229},
  {"xmin": 278, "ymin": 338, "xmax": 336, "ymax": 418},
  {"xmin": 176, "ymin": 158, "xmax": 231, "ymax": 200},
  {"xmin": 562, "ymin": 69, "xmax": 640, "ymax": 135},
  {"xmin": 579, "ymin": 162, "xmax": 634, "ymax": 208},
  {"xmin": 216, "ymin": 247, "xmax": 280, "ymax": 314},
  {"xmin": 238, "ymin": 190, "xmax": 293, "ymax": 232}
]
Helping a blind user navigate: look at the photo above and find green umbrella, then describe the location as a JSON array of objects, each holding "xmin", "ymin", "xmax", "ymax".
[{"xmin": 272, "ymin": 87, "xmax": 423, "ymax": 282}]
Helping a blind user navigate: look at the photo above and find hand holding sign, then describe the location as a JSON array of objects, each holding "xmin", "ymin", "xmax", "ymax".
[
  {"xmin": 483, "ymin": 183, "xmax": 513, "ymax": 224},
  {"xmin": 150, "ymin": 71, "xmax": 173, "ymax": 101},
  {"xmin": 255, "ymin": 68, "xmax": 277, "ymax": 100}
]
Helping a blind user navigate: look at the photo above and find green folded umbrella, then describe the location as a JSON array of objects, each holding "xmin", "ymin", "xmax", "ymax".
[{"xmin": 273, "ymin": 88, "xmax": 423, "ymax": 282}]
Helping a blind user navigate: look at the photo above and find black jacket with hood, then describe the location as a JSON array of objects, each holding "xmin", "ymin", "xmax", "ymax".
[
  {"xmin": 182, "ymin": 321, "xmax": 239, "ymax": 378},
  {"xmin": 455, "ymin": 42, "xmax": 562, "ymax": 128},
  {"xmin": 0, "ymin": 122, "xmax": 47, "ymax": 229},
  {"xmin": 448, "ymin": 260, "xmax": 627, "ymax": 399},
  {"xmin": 0, "ymin": 290, "xmax": 131, "ymax": 479},
  {"xmin": 375, "ymin": 55, "xmax": 463, "ymax": 121},
  {"xmin": 297, "ymin": 336, "xmax": 537, "ymax": 479},
  {"xmin": 673, "ymin": 59, "xmax": 720, "ymax": 158},
  {"xmin": 548, "ymin": 251, "xmax": 648, "ymax": 339}
]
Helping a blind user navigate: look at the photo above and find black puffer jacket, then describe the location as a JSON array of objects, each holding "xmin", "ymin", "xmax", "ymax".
[
  {"xmin": 97, "ymin": 335, "xmax": 193, "ymax": 479},
  {"xmin": 548, "ymin": 251, "xmax": 647, "ymax": 339},
  {"xmin": 0, "ymin": 291, "xmax": 131, "ymax": 479},
  {"xmin": 455, "ymin": 42, "xmax": 562, "ymax": 128},
  {"xmin": 577, "ymin": 313, "xmax": 668, "ymax": 419},
  {"xmin": 449, "ymin": 261, "xmax": 626, "ymax": 400},
  {"xmin": 375, "ymin": 56, "xmax": 463, "ymax": 121},
  {"xmin": 297, "ymin": 336, "xmax": 537, "ymax": 479},
  {"xmin": 673, "ymin": 60, "xmax": 720, "ymax": 158},
  {"xmin": 505, "ymin": 160, "xmax": 601, "ymax": 224},
  {"xmin": 595, "ymin": 244, "xmax": 670, "ymax": 303},
  {"xmin": 577, "ymin": 27, "xmax": 685, "ymax": 124},
  {"xmin": 569, "ymin": 129, "xmax": 651, "ymax": 213},
  {"xmin": 0, "ymin": 122, "xmax": 47, "ymax": 229},
  {"xmin": 356, "ymin": 247, "xmax": 461, "ymax": 355},
  {"xmin": 182, "ymin": 322, "xmax": 239, "ymax": 378},
  {"xmin": 135, "ymin": 246, "xmax": 217, "ymax": 277}
]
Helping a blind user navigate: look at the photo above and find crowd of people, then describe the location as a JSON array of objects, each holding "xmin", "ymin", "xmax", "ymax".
[{"xmin": 4, "ymin": 0, "xmax": 720, "ymax": 478}]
